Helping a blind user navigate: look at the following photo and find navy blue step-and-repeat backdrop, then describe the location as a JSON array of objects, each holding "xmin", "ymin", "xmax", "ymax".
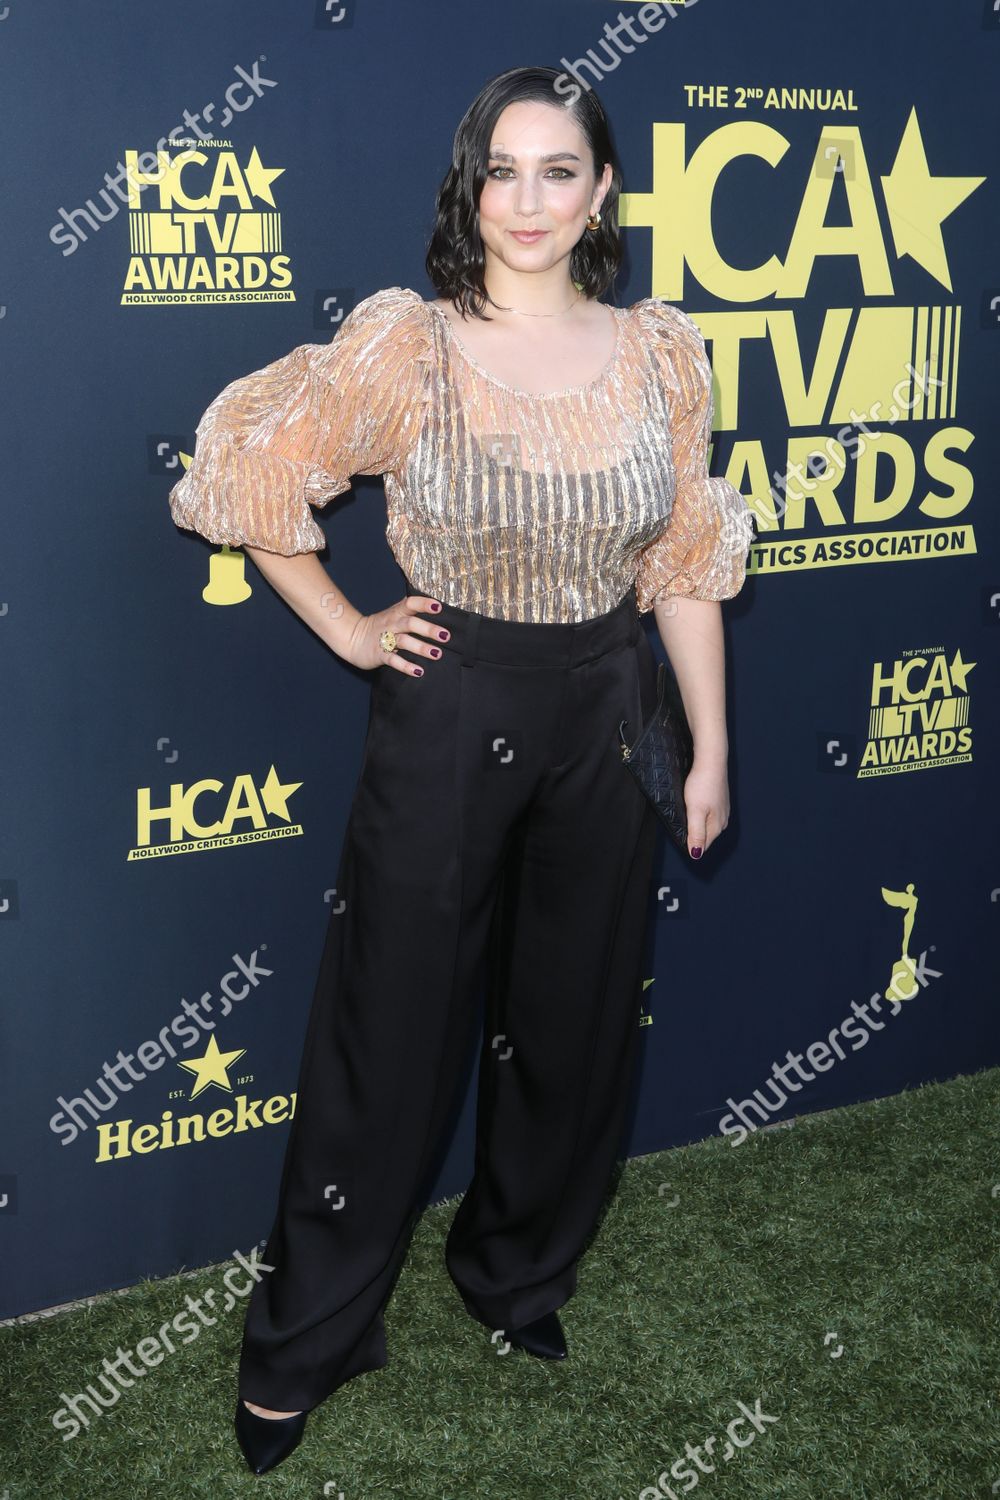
[{"xmin": 3, "ymin": 0, "xmax": 998, "ymax": 1320}]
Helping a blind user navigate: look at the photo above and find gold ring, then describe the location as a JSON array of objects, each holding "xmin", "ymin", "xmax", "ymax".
[{"xmin": 378, "ymin": 629, "xmax": 397, "ymax": 654}]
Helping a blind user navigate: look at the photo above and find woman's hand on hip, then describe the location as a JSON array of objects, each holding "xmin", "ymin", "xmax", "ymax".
[{"xmin": 344, "ymin": 594, "xmax": 451, "ymax": 675}]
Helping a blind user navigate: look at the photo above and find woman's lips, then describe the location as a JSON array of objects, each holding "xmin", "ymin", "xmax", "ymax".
[{"xmin": 509, "ymin": 230, "xmax": 548, "ymax": 242}]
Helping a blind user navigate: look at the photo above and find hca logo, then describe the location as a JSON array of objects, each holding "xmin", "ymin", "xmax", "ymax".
[
  {"xmin": 858, "ymin": 648, "xmax": 974, "ymax": 777},
  {"xmin": 127, "ymin": 765, "xmax": 303, "ymax": 860},
  {"xmin": 620, "ymin": 107, "xmax": 985, "ymax": 579},
  {"xmin": 122, "ymin": 142, "xmax": 291, "ymax": 305}
]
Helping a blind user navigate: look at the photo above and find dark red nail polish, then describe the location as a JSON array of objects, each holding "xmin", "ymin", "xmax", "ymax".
[
  {"xmin": 430, "ymin": 601, "xmax": 442, "ymax": 611},
  {"xmin": 430, "ymin": 647, "xmax": 441, "ymax": 658},
  {"xmin": 414, "ymin": 667, "xmax": 423, "ymax": 677},
  {"xmin": 690, "ymin": 846, "xmax": 703, "ymax": 859},
  {"xmin": 438, "ymin": 630, "xmax": 448, "ymax": 641}
]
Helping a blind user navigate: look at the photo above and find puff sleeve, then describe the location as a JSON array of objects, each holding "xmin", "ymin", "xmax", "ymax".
[
  {"xmin": 633, "ymin": 299, "xmax": 755, "ymax": 613},
  {"xmin": 168, "ymin": 286, "xmax": 432, "ymax": 555}
]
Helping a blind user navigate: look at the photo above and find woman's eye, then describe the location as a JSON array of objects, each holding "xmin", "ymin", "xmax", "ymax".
[{"xmin": 487, "ymin": 166, "xmax": 576, "ymax": 180}]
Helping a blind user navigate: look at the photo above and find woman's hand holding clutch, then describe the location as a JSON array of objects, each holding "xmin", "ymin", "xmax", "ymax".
[{"xmin": 682, "ymin": 752, "xmax": 730, "ymax": 860}]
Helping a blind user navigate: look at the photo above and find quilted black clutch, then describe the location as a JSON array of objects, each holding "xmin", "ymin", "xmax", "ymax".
[{"xmin": 617, "ymin": 660, "xmax": 694, "ymax": 852}]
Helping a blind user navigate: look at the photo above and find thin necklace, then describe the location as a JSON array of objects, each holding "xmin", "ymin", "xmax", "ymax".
[{"xmin": 491, "ymin": 290, "xmax": 583, "ymax": 318}]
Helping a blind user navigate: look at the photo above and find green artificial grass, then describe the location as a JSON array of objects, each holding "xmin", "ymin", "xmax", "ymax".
[{"xmin": 3, "ymin": 1068, "xmax": 997, "ymax": 1499}]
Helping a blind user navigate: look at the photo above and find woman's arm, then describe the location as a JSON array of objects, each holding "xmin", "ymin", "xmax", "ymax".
[
  {"xmin": 241, "ymin": 548, "xmax": 364, "ymax": 660},
  {"xmin": 169, "ymin": 288, "xmax": 441, "ymax": 676},
  {"xmin": 241, "ymin": 547, "xmax": 444, "ymax": 676},
  {"xmin": 632, "ymin": 299, "xmax": 754, "ymax": 858},
  {"xmin": 652, "ymin": 594, "xmax": 729, "ymax": 860}
]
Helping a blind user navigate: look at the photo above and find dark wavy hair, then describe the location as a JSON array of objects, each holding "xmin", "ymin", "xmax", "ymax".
[{"xmin": 425, "ymin": 65, "xmax": 624, "ymax": 320}]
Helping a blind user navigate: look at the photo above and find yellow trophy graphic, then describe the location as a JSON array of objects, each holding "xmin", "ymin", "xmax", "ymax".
[
  {"xmin": 881, "ymin": 883, "xmax": 919, "ymax": 1001},
  {"xmin": 203, "ymin": 543, "xmax": 252, "ymax": 605},
  {"xmin": 175, "ymin": 449, "xmax": 252, "ymax": 605}
]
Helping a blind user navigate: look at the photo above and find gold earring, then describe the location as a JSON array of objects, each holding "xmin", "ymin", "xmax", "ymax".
[{"xmin": 586, "ymin": 210, "xmax": 602, "ymax": 231}]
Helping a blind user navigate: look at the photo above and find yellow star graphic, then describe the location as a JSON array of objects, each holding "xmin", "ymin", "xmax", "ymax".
[
  {"xmin": 881, "ymin": 108, "xmax": 984, "ymax": 291},
  {"xmin": 261, "ymin": 764, "xmax": 302, "ymax": 822},
  {"xmin": 177, "ymin": 1034, "xmax": 246, "ymax": 1099},
  {"xmin": 244, "ymin": 146, "xmax": 285, "ymax": 207},
  {"xmin": 948, "ymin": 649, "xmax": 976, "ymax": 694}
]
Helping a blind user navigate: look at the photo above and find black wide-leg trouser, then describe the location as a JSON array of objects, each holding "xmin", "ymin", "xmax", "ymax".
[{"xmin": 237, "ymin": 582, "xmax": 660, "ymax": 1412}]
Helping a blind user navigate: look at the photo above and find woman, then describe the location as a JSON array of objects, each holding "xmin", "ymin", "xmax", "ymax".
[{"xmin": 168, "ymin": 64, "xmax": 753, "ymax": 1476}]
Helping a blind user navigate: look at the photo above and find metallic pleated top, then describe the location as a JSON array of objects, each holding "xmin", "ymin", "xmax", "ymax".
[{"xmin": 168, "ymin": 285, "xmax": 754, "ymax": 623}]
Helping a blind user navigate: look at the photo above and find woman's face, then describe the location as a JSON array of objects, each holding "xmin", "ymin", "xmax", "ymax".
[{"xmin": 477, "ymin": 99, "xmax": 612, "ymax": 278}]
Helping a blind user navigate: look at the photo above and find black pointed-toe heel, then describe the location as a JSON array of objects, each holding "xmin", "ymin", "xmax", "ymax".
[
  {"xmin": 234, "ymin": 1397, "xmax": 307, "ymax": 1475},
  {"xmin": 508, "ymin": 1310, "xmax": 568, "ymax": 1360}
]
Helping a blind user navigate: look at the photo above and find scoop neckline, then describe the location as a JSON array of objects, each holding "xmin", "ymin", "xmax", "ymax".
[{"xmin": 426, "ymin": 298, "xmax": 625, "ymax": 400}]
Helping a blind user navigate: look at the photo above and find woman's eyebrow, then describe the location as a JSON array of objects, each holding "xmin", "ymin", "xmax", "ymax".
[{"xmin": 487, "ymin": 149, "xmax": 582, "ymax": 163}]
